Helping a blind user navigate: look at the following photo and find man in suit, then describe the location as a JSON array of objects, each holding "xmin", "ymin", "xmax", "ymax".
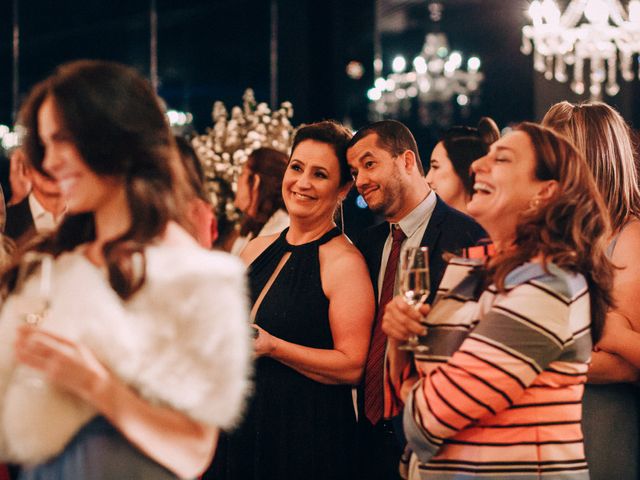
[
  {"xmin": 4, "ymin": 148, "xmax": 64, "ymax": 245},
  {"xmin": 346, "ymin": 120, "xmax": 486, "ymax": 479}
]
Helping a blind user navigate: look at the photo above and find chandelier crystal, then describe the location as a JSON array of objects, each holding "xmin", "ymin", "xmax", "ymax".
[
  {"xmin": 368, "ymin": 2, "xmax": 483, "ymax": 127},
  {"xmin": 368, "ymin": 33, "xmax": 483, "ymax": 126},
  {"xmin": 522, "ymin": 0, "xmax": 640, "ymax": 99}
]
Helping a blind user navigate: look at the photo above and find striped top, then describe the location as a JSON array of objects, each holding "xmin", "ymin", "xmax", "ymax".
[{"xmin": 404, "ymin": 258, "xmax": 592, "ymax": 480}]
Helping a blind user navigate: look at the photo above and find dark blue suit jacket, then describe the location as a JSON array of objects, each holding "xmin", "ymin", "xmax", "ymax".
[
  {"xmin": 354, "ymin": 195, "xmax": 486, "ymax": 474},
  {"xmin": 4, "ymin": 196, "xmax": 36, "ymax": 243},
  {"xmin": 356, "ymin": 195, "xmax": 486, "ymax": 306}
]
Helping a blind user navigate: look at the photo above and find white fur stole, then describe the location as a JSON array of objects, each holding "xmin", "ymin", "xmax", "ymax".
[{"xmin": 0, "ymin": 245, "xmax": 252, "ymax": 465}]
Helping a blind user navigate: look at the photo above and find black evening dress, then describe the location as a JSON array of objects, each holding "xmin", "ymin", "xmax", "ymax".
[{"xmin": 209, "ymin": 227, "xmax": 356, "ymax": 480}]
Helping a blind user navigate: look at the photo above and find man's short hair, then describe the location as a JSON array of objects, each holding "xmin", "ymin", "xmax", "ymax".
[{"xmin": 347, "ymin": 120, "xmax": 424, "ymax": 175}]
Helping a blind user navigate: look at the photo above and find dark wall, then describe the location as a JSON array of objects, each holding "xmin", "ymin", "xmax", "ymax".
[
  {"xmin": 0, "ymin": 0, "xmax": 271, "ymax": 130},
  {"xmin": 277, "ymin": 0, "xmax": 374, "ymax": 126}
]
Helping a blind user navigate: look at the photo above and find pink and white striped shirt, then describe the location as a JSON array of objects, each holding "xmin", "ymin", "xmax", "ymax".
[{"xmin": 404, "ymin": 258, "xmax": 591, "ymax": 480}]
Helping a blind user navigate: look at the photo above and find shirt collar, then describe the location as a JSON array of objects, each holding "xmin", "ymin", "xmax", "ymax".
[
  {"xmin": 28, "ymin": 192, "xmax": 49, "ymax": 220},
  {"xmin": 393, "ymin": 190, "xmax": 437, "ymax": 238}
]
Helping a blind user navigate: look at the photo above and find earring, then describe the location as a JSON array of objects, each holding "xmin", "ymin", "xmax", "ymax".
[
  {"xmin": 339, "ymin": 200, "xmax": 345, "ymax": 232},
  {"xmin": 530, "ymin": 198, "xmax": 541, "ymax": 209}
]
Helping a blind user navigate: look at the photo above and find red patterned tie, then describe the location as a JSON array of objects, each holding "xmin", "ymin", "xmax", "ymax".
[{"xmin": 364, "ymin": 224, "xmax": 406, "ymax": 425}]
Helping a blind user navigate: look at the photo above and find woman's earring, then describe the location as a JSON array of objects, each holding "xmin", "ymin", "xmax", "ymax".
[{"xmin": 339, "ymin": 200, "xmax": 345, "ymax": 232}]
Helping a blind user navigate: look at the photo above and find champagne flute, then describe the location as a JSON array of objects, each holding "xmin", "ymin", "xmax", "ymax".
[
  {"xmin": 14, "ymin": 252, "xmax": 54, "ymax": 388},
  {"xmin": 398, "ymin": 246, "xmax": 430, "ymax": 353},
  {"xmin": 16, "ymin": 251, "xmax": 54, "ymax": 326}
]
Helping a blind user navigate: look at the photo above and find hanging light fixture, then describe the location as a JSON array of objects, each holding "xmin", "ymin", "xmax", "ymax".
[
  {"xmin": 368, "ymin": 2, "xmax": 484, "ymax": 126},
  {"xmin": 522, "ymin": 0, "xmax": 640, "ymax": 99}
]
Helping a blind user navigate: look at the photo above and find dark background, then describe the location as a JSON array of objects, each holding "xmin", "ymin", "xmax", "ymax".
[
  {"xmin": 1, "ymin": 0, "xmax": 639, "ymax": 235},
  {"xmin": 2, "ymin": 1, "xmax": 638, "ymax": 135}
]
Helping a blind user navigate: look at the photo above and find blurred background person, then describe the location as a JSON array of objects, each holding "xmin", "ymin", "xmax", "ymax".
[
  {"xmin": 0, "ymin": 60, "xmax": 252, "ymax": 479},
  {"xmin": 383, "ymin": 123, "xmax": 613, "ymax": 479},
  {"xmin": 425, "ymin": 117, "xmax": 500, "ymax": 215},
  {"xmin": 210, "ymin": 121, "xmax": 374, "ymax": 480},
  {"xmin": 228, "ymin": 147, "xmax": 289, "ymax": 255},
  {"xmin": 7, "ymin": 148, "xmax": 32, "ymax": 207},
  {"xmin": 176, "ymin": 136, "xmax": 217, "ymax": 248},
  {"xmin": 543, "ymin": 101, "xmax": 640, "ymax": 480},
  {"xmin": 4, "ymin": 146, "xmax": 64, "ymax": 245}
]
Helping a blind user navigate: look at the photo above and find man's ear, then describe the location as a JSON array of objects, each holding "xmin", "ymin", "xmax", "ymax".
[{"xmin": 399, "ymin": 150, "xmax": 418, "ymax": 174}]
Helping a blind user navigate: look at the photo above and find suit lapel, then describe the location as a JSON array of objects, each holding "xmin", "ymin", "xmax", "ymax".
[
  {"xmin": 365, "ymin": 222, "xmax": 389, "ymax": 302},
  {"xmin": 420, "ymin": 196, "xmax": 447, "ymax": 261}
]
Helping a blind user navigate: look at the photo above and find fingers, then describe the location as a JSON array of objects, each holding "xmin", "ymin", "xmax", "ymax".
[
  {"xmin": 17, "ymin": 324, "xmax": 77, "ymax": 347},
  {"xmin": 15, "ymin": 326, "xmax": 79, "ymax": 374},
  {"xmin": 382, "ymin": 296, "xmax": 429, "ymax": 341}
]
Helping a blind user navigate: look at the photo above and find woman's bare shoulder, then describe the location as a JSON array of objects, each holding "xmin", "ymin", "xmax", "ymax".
[
  {"xmin": 612, "ymin": 218, "xmax": 640, "ymax": 265},
  {"xmin": 319, "ymin": 234, "xmax": 370, "ymax": 284},
  {"xmin": 240, "ymin": 234, "xmax": 280, "ymax": 265}
]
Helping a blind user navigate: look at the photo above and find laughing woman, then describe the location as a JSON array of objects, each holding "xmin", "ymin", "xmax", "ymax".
[
  {"xmin": 383, "ymin": 123, "xmax": 613, "ymax": 480},
  {"xmin": 211, "ymin": 121, "xmax": 375, "ymax": 480},
  {"xmin": 0, "ymin": 60, "xmax": 252, "ymax": 479}
]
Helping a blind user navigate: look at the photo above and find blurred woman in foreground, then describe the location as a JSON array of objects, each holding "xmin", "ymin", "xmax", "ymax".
[{"xmin": 0, "ymin": 60, "xmax": 252, "ymax": 479}]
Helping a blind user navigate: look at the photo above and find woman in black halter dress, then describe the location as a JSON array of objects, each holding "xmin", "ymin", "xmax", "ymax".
[{"xmin": 209, "ymin": 121, "xmax": 375, "ymax": 480}]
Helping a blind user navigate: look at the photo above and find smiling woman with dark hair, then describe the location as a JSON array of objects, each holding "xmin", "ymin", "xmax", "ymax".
[
  {"xmin": 0, "ymin": 60, "xmax": 252, "ymax": 480},
  {"xmin": 211, "ymin": 120, "xmax": 375, "ymax": 480}
]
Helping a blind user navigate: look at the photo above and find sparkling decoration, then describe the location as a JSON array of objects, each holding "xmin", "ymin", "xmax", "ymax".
[
  {"xmin": 191, "ymin": 88, "xmax": 294, "ymax": 224},
  {"xmin": 368, "ymin": 2, "xmax": 483, "ymax": 127},
  {"xmin": 0, "ymin": 124, "xmax": 23, "ymax": 154},
  {"xmin": 522, "ymin": 0, "xmax": 640, "ymax": 99}
]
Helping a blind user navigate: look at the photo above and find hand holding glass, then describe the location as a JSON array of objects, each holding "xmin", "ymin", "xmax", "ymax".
[
  {"xmin": 16, "ymin": 252, "xmax": 54, "ymax": 326},
  {"xmin": 15, "ymin": 252, "xmax": 54, "ymax": 388},
  {"xmin": 398, "ymin": 246, "xmax": 430, "ymax": 353}
]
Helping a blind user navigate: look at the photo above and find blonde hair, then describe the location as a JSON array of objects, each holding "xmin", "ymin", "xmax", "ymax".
[{"xmin": 542, "ymin": 101, "xmax": 640, "ymax": 232}]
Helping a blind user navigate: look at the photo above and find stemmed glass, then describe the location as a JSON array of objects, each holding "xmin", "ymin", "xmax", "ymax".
[
  {"xmin": 397, "ymin": 246, "xmax": 430, "ymax": 353},
  {"xmin": 16, "ymin": 251, "xmax": 54, "ymax": 326},
  {"xmin": 14, "ymin": 252, "xmax": 54, "ymax": 388}
]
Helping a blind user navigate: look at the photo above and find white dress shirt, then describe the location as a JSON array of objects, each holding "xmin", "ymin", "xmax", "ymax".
[
  {"xmin": 377, "ymin": 190, "xmax": 437, "ymax": 299},
  {"xmin": 28, "ymin": 193, "xmax": 63, "ymax": 234}
]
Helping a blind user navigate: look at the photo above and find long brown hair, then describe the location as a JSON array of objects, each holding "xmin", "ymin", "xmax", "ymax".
[
  {"xmin": 238, "ymin": 147, "xmax": 288, "ymax": 238},
  {"xmin": 542, "ymin": 101, "xmax": 640, "ymax": 232},
  {"xmin": 6, "ymin": 60, "xmax": 192, "ymax": 299},
  {"xmin": 488, "ymin": 122, "xmax": 614, "ymax": 340}
]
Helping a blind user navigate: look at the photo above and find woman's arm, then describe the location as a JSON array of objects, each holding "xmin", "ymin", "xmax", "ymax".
[
  {"xmin": 597, "ymin": 311, "xmax": 640, "ymax": 370},
  {"xmin": 592, "ymin": 221, "xmax": 640, "ymax": 380},
  {"xmin": 254, "ymin": 242, "xmax": 375, "ymax": 385},
  {"xmin": 588, "ymin": 350, "xmax": 640, "ymax": 383},
  {"xmin": 15, "ymin": 326, "xmax": 216, "ymax": 479}
]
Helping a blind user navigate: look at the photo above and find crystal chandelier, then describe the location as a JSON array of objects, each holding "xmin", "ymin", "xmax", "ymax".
[
  {"xmin": 368, "ymin": 3, "xmax": 483, "ymax": 126},
  {"xmin": 522, "ymin": 0, "xmax": 640, "ymax": 99}
]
